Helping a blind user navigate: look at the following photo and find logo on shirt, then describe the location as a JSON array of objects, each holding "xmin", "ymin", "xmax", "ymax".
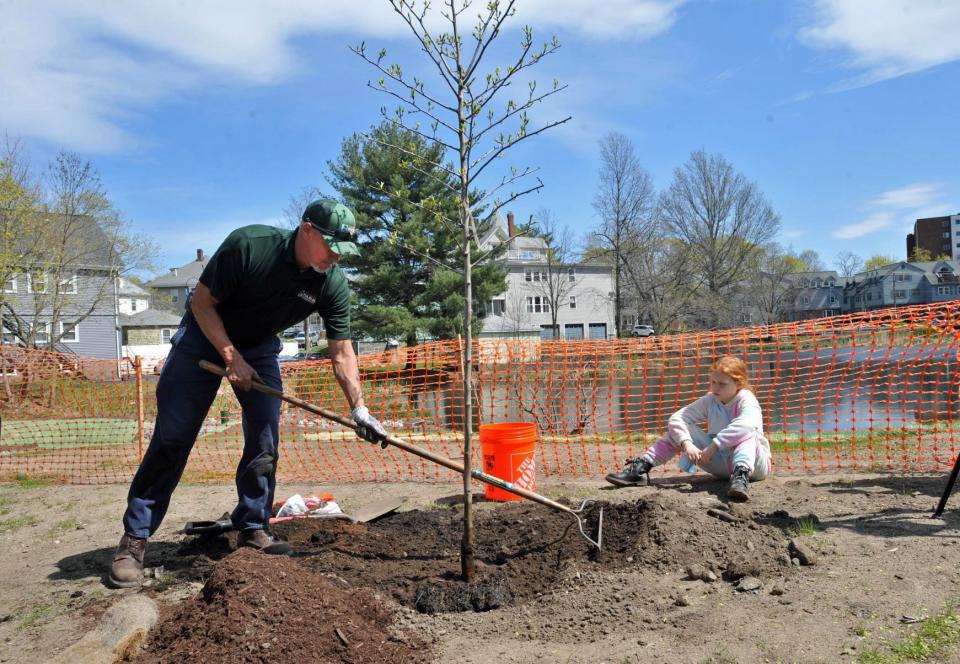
[{"xmin": 297, "ymin": 290, "xmax": 316, "ymax": 304}]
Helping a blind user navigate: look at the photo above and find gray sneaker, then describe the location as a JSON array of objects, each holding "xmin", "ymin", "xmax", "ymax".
[
  {"xmin": 237, "ymin": 528, "xmax": 292, "ymax": 555},
  {"xmin": 728, "ymin": 465, "xmax": 750, "ymax": 501},
  {"xmin": 108, "ymin": 534, "xmax": 146, "ymax": 588},
  {"xmin": 605, "ymin": 458, "xmax": 653, "ymax": 487}
]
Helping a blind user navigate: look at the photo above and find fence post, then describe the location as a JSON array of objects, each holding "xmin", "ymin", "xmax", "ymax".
[{"xmin": 135, "ymin": 355, "xmax": 145, "ymax": 458}]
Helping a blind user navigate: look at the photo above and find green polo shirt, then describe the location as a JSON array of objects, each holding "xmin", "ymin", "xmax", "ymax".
[{"xmin": 197, "ymin": 225, "xmax": 352, "ymax": 348}]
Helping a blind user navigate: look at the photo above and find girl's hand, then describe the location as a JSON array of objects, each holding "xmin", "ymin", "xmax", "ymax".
[
  {"xmin": 699, "ymin": 443, "xmax": 717, "ymax": 465},
  {"xmin": 682, "ymin": 441, "xmax": 701, "ymax": 464}
]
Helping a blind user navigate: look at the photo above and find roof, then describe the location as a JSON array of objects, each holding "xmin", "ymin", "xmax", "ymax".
[
  {"xmin": 119, "ymin": 309, "xmax": 182, "ymax": 328},
  {"xmin": 117, "ymin": 277, "xmax": 149, "ymax": 297},
  {"xmin": 146, "ymin": 257, "xmax": 210, "ymax": 288}
]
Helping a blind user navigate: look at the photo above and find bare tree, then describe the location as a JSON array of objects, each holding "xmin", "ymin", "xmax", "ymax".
[
  {"xmin": 747, "ymin": 243, "xmax": 803, "ymax": 325},
  {"xmin": 619, "ymin": 232, "xmax": 697, "ymax": 333},
  {"xmin": 354, "ymin": 0, "xmax": 569, "ymax": 579},
  {"xmin": 797, "ymin": 249, "xmax": 825, "ymax": 272},
  {"xmin": 834, "ymin": 251, "xmax": 863, "ymax": 277},
  {"xmin": 591, "ymin": 132, "xmax": 656, "ymax": 337},
  {"xmin": 0, "ymin": 138, "xmax": 43, "ymax": 339},
  {"xmin": 2, "ymin": 151, "xmax": 157, "ymax": 349},
  {"xmin": 660, "ymin": 150, "xmax": 780, "ymax": 327},
  {"xmin": 526, "ymin": 209, "xmax": 580, "ymax": 337},
  {"xmin": 281, "ymin": 185, "xmax": 327, "ymax": 229}
]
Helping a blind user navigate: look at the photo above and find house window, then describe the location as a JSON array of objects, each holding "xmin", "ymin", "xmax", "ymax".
[
  {"xmin": 27, "ymin": 272, "xmax": 48, "ymax": 294},
  {"xmin": 829, "ymin": 295, "xmax": 838, "ymax": 304},
  {"xmin": 567, "ymin": 268, "xmax": 575, "ymax": 283},
  {"xmin": 488, "ymin": 299, "xmax": 505, "ymax": 316},
  {"xmin": 2, "ymin": 326, "xmax": 18, "ymax": 344},
  {"xmin": 162, "ymin": 328, "xmax": 174, "ymax": 343},
  {"xmin": 3, "ymin": 275, "xmax": 16, "ymax": 293},
  {"xmin": 172, "ymin": 293, "xmax": 179, "ymax": 304},
  {"xmin": 823, "ymin": 310, "xmax": 837, "ymax": 317},
  {"xmin": 867, "ymin": 292, "xmax": 873, "ymax": 301},
  {"xmin": 33, "ymin": 322, "xmax": 50, "ymax": 344},
  {"xmin": 740, "ymin": 312, "xmax": 752, "ymax": 323},
  {"xmin": 131, "ymin": 299, "xmax": 138, "ymax": 312},
  {"xmin": 524, "ymin": 269, "xmax": 544, "ymax": 282},
  {"xmin": 827, "ymin": 279, "xmax": 835, "ymax": 287},
  {"xmin": 569, "ymin": 296, "xmax": 577, "ymax": 310},
  {"xmin": 894, "ymin": 289, "xmax": 907, "ymax": 299},
  {"xmin": 815, "ymin": 279, "xmax": 822, "ymax": 288},
  {"xmin": 937, "ymin": 286, "xmax": 953, "ymax": 295},
  {"xmin": 520, "ymin": 251, "xmax": 535, "ymax": 260},
  {"xmin": 944, "ymin": 232, "xmax": 951, "ymax": 238},
  {"xmin": 801, "ymin": 296, "xmax": 810, "ymax": 305},
  {"xmin": 59, "ymin": 322, "xmax": 78, "ymax": 343},
  {"xmin": 526, "ymin": 296, "xmax": 550, "ymax": 313},
  {"xmin": 58, "ymin": 274, "xmax": 78, "ymax": 295}
]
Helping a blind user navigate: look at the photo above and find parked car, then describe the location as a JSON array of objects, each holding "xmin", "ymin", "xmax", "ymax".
[
  {"xmin": 294, "ymin": 330, "xmax": 321, "ymax": 345},
  {"xmin": 632, "ymin": 324, "xmax": 656, "ymax": 337}
]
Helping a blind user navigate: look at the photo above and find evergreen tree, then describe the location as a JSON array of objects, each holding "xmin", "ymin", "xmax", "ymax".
[{"xmin": 327, "ymin": 122, "xmax": 505, "ymax": 344}]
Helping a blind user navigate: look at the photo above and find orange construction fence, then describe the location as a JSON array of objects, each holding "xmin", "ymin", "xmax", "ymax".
[{"xmin": 1, "ymin": 301, "xmax": 959, "ymax": 485}]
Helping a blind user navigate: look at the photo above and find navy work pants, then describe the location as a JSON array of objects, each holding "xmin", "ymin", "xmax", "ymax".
[{"xmin": 122, "ymin": 315, "xmax": 283, "ymax": 538}]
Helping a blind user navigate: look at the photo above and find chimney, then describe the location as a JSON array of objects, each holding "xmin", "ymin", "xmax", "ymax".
[
  {"xmin": 507, "ymin": 211, "xmax": 516, "ymax": 238},
  {"xmin": 196, "ymin": 249, "xmax": 205, "ymax": 262}
]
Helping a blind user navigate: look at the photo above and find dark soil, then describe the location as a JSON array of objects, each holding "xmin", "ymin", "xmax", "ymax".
[
  {"xmin": 135, "ymin": 492, "xmax": 799, "ymax": 662},
  {"xmin": 136, "ymin": 548, "xmax": 431, "ymax": 664}
]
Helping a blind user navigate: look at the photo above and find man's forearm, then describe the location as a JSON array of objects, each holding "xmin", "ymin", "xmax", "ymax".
[{"xmin": 329, "ymin": 340, "xmax": 364, "ymax": 410}]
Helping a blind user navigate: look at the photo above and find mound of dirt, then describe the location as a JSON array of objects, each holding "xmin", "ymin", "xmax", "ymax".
[
  {"xmin": 273, "ymin": 493, "xmax": 795, "ymax": 612},
  {"xmin": 137, "ymin": 492, "xmax": 800, "ymax": 661},
  {"xmin": 135, "ymin": 548, "xmax": 430, "ymax": 664}
]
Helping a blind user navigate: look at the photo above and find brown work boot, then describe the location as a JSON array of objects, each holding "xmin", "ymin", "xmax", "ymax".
[
  {"xmin": 109, "ymin": 534, "xmax": 146, "ymax": 588},
  {"xmin": 237, "ymin": 528, "xmax": 292, "ymax": 555}
]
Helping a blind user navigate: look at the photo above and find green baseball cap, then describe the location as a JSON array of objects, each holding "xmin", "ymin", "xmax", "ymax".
[{"xmin": 302, "ymin": 199, "xmax": 360, "ymax": 256}]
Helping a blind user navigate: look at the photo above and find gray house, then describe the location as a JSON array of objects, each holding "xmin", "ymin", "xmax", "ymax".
[
  {"xmin": 749, "ymin": 260, "xmax": 960, "ymax": 323},
  {"xmin": 145, "ymin": 249, "xmax": 209, "ymax": 313},
  {"xmin": 1, "ymin": 215, "xmax": 121, "ymax": 360}
]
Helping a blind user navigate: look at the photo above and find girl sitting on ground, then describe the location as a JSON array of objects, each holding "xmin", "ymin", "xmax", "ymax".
[{"xmin": 605, "ymin": 355, "xmax": 771, "ymax": 501}]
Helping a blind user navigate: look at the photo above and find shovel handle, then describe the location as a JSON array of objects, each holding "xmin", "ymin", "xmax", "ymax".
[{"xmin": 198, "ymin": 359, "xmax": 574, "ymax": 516}]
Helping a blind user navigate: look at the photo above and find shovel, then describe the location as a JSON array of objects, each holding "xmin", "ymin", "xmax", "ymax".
[
  {"xmin": 185, "ymin": 496, "xmax": 408, "ymax": 535},
  {"xmin": 199, "ymin": 359, "xmax": 603, "ymax": 549}
]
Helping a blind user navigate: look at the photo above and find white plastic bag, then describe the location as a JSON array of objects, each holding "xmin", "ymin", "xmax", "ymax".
[{"xmin": 276, "ymin": 494, "xmax": 308, "ymax": 518}]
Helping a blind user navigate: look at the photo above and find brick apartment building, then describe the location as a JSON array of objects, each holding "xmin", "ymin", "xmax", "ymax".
[{"xmin": 907, "ymin": 214, "xmax": 960, "ymax": 260}]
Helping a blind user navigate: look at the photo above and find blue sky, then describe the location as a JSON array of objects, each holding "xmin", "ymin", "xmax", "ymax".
[{"xmin": 2, "ymin": 0, "xmax": 958, "ymax": 276}]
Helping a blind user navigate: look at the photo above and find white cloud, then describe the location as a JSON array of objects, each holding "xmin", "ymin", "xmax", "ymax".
[
  {"xmin": 833, "ymin": 211, "xmax": 894, "ymax": 240},
  {"xmin": 782, "ymin": 229, "xmax": 804, "ymax": 239},
  {"xmin": 833, "ymin": 182, "xmax": 949, "ymax": 239},
  {"xmin": 0, "ymin": 0, "xmax": 683, "ymax": 152},
  {"xmin": 800, "ymin": 0, "xmax": 960, "ymax": 88}
]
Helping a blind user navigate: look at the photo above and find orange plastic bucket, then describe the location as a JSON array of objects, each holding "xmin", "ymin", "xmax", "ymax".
[{"xmin": 479, "ymin": 422, "xmax": 537, "ymax": 502}]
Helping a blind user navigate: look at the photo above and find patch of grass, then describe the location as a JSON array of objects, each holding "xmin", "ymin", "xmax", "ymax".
[
  {"xmin": 49, "ymin": 517, "xmax": 80, "ymax": 534},
  {"xmin": 15, "ymin": 597, "xmax": 70, "ymax": 629},
  {"xmin": 0, "ymin": 493, "xmax": 11, "ymax": 516},
  {"xmin": 15, "ymin": 473, "xmax": 49, "ymax": 488},
  {"xmin": 0, "ymin": 515, "xmax": 39, "ymax": 533},
  {"xmin": 853, "ymin": 623, "xmax": 870, "ymax": 638},
  {"xmin": 792, "ymin": 517, "xmax": 818, "ymax": 537},
  {"xmin": 858, "ymin": 600, "xmax": 960, "ymax": 663}
]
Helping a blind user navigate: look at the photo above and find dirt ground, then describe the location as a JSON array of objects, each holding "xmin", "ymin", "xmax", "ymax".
[{"xmin": 2, "ymin": 472, "xmax": 960, "ymax": 664}]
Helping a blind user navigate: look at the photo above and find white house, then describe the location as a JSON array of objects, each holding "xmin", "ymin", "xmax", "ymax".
[
  {"xmin": 478, "ymin": 211, "xmax": 616, "ymax": 340},
  {"xmin": 117, "ymin": 277, "xmax": 150, "ymax": 315}
]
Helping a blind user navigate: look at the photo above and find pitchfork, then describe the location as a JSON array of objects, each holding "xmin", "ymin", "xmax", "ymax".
[{"xmin": 199, "ymin": 360, "xmax": 603, "ymax": 550}]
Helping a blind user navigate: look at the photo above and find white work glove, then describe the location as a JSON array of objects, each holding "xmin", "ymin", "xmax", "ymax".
[{"xmin": 352, "ymin": 406, "xmax": 388, "ymax": 447}]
